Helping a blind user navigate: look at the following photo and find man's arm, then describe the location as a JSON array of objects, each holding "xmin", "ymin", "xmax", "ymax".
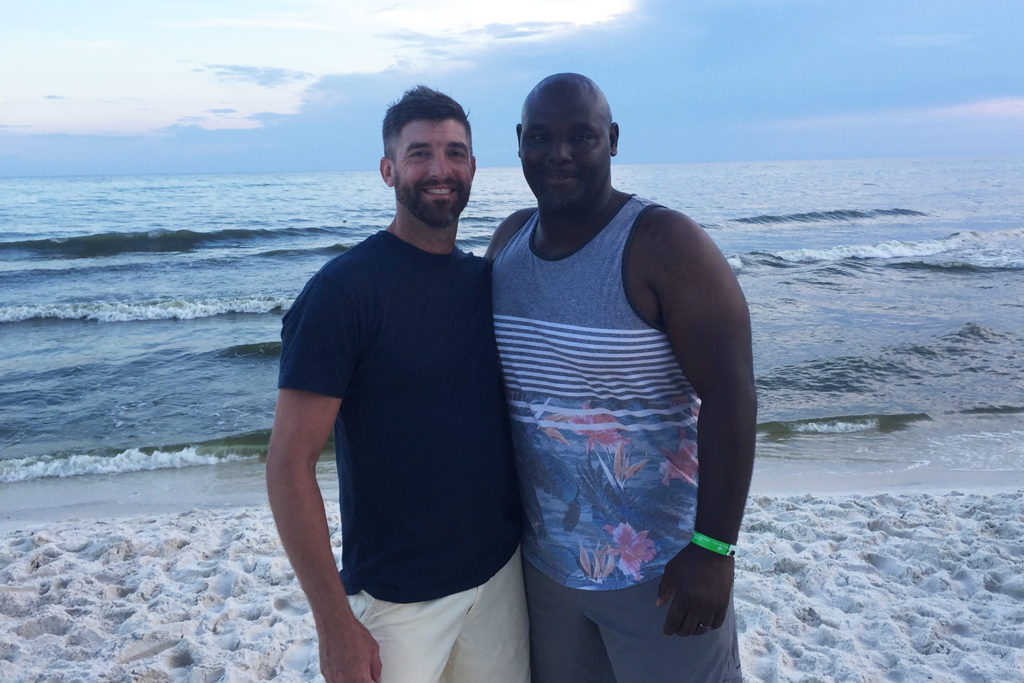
[
  {"xmin": 484, "ymin": 208, "xmax": 535, "ymax": 261},
  {"xmin": 628, "ymin": 208, "xmax": 757, "ymax": 637},
  {"xmin": 266, "ymin": 388, "xmax": 382, "ymax": 683}
]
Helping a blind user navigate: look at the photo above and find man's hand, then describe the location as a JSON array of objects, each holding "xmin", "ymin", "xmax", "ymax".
[
  {"xmin": 656, "ymin": 542, "xmax": 734, "ymax": 637},
  {"xmin": 318, "ymin": 615, "xmax": 383, "ymax": 683}
]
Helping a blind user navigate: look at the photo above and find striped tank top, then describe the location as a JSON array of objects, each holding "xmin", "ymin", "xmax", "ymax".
[{"xmin": 492, "ymin": 195, "xmax": 701, "ymax": 590}]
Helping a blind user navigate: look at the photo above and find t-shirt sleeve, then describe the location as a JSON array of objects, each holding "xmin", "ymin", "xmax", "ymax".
[{"xmin": 278, "ymin": 271, "xmax": 359, "ymax": 399}]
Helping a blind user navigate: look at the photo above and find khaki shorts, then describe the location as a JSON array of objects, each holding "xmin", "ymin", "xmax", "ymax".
[{"xmin": 348, "ymin": 547, "xmax": 530, "ymax": 683}]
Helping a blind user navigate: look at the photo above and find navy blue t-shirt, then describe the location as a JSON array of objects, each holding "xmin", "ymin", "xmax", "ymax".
[{"xmin": 278, "ymin": 230, "xmax": 521, "ymax": 603}]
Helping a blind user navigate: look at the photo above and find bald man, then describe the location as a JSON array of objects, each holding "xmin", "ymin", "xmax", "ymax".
[{"xmin": 486, "ymin": 73, "xmax": 755, "ymax": 682}]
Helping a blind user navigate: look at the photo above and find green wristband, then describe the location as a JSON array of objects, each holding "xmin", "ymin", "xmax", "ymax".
[{"xmin": 691, "ymin": 532, "xmax": 737, "ymax": 557}]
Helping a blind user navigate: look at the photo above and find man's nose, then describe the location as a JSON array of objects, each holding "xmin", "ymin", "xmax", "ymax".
[
  {"xmin": 548, "ymin": 137, "xmax": 572, "ymax": 163},
  {"xmin": 428, "ymin": 153, "xmax": 450, "ymax": 177}
]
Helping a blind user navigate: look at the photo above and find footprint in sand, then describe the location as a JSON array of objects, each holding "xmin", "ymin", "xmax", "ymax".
[
  {"xmin": 15, "ymin": 611, "xmax": 72, "ymax": 639},
  {"xmin": 273, "ymin": 597, "xmax": 308, "ymax": 617}
]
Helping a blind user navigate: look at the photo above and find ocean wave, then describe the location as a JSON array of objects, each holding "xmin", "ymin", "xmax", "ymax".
[
  {"xmin": 0, "ymin": 225, "xmax": 346, "ymax": 258},
  {"xmin": 959, "ymin": 405, "xmax": 1024, "ymax": 416},
  {"xmin": 257, "ymin": 244, "xmax": 349, "ymax": 258},
  {"xmin": 0, "ymin": 296, "xmax": 293, "ymax": 323},
  {"xmin": 747, "ymin": 228, "xmax": 1024, "ymax": 266},
  {"xmin": 217, "ymin": 341, "xmax": 282, "ymax": 358},
  {"xmin": 0, "ymin": 447, "xmax": 258, "ymax": 483},
  {"xmin": 734, "ymin": 208, "xmax": 927, "ymax": 225},
  {"xmin": 889, "ymin": 261, "xmax": 1023, "ymax": 274},
  {"xmin": 756, "ymin": 323, "xmax": 1022, "ymax": 411},
  {"xmin": 759, "ymin": 413, "xmax": 931, "ymax": 439}
]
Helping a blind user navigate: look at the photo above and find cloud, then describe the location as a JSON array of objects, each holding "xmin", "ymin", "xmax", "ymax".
[
  {"xmin": 164, "ymin": 2, "xmax": 634, "ymax": 39},
  {"xmin": 207, "ymin": 108, "xmax": 238, "ymax": 114},
  {"xmin": 390, "ymin": 19, "xmax": 581, "ymax": 46},
  {"xmin": 165, "ymin": 18, "xmax": 342, "ymax": 31},
  {"xmin": 350, "ymin": 0, "xmax": 634, "ymax": 40},
  {"xmin": 5, "ymin": 0, "xmax": 639, "ymax": 140},
  {"xmin": 382, "ymin": 21, "xmax": 575, "ymax": 62},
  {"xmin": 931, "ymin": 97, "xmax": 1024, "ymax": 119},
  {"xmin": 481, "ymin": 22, "xmax": 576, "ymax": 40},
  {"xmin": 196, "ymin": 64, "xmax": 314, "ymax": 88},
  {"xmin": 43, "ymin": 95, "xmax": 70, "ymax": 101},
  {"xmin": 71, "ymin": 40, "xmax": 122, "ymax": 50}
]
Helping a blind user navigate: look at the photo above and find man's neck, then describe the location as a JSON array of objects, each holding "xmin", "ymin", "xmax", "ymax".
[
  {"xmin": 534, "ymin": 188, "xmax": 630, "ymax": 259},
  {"xmin": 386, "ymin": 214, "xmax": 458, "ymax": 255}
]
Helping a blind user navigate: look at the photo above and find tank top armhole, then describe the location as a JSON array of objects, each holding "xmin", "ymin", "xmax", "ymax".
[
  {"xmin": 621, "ymin": 202, "xmax": 666, "ymax": 332},
  {"xmin": 493, "ymin": 210, "xmax": 537, "ymax": 263}
]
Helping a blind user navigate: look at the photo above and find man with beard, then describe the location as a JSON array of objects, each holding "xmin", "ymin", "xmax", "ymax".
[
  {"xmin": 487, "ymin": 73, "xmax": 754, "ymax": 682},
  {"xmin": 267, "ymin": 86, "xmax": 527, "ymax": 683}
]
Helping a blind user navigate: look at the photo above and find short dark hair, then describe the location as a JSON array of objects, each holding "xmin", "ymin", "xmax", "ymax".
[{"xmin": 382, "ymin": 85, "xmax": 471, "ymax": 159}]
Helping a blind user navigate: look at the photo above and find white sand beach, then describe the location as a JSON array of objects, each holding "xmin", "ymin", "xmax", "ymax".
[{"xmin": 2, "ymin": 469, "xmax": 1023, "ymax": 682}]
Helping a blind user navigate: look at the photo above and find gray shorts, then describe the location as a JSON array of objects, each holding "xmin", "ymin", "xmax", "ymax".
[{"xmin": 524, "ymin": 560, "xmax": 742, "ymax": 683}]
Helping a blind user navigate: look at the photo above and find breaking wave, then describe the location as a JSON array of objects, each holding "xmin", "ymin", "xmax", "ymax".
[
  {"xmin": 0, "ymin": 447, "xmax": 257, "ymax": 483},
  {"xmin": 743, "ymin": 228, "xmax": 1024, "ymax": 267},
  {"xmin": 734, "ymin": 208, "xmax": 927, "ymax": 225},
  {"xmin": 758, "ymin": 413, "xmax": 932, "ymax": 439},
  {"xmin": 0, "ymin": 296, "xmax": 292, "ymax": 323},
  {"xmin": 0, "ymin": 225, "xmax": 346, "ymax": 258}
]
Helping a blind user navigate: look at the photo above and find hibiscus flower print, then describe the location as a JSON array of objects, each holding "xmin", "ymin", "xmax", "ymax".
[
  {"xmin": 659, "ymin": 429, "xmax": 698, "ymax": 485},
  {"xmin": 602, "ymin": 522, "xmax": 656, "ymax": 581},
  {"xmin": 543, "ymin": 401, "xmax": 631, "ymax": 454}
]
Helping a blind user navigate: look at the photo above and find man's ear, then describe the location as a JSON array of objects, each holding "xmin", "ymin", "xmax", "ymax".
[
  {"xmin": 380, "ymin": 156, "xmax": 396, "ymax": 187},
  {"xmin": 609, "ymin": 122, "xmax": 619, "ymax": 157},
  {"xmin": 516, "ymin": 124, "xmax": 523, "ymax": 160}
]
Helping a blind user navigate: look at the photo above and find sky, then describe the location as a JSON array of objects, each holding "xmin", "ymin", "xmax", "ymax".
[{"xmin": 2, "ymin": 0, "xmax": 1023, "ymax": 177}]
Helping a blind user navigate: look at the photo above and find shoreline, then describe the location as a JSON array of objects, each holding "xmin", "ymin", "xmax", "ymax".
[{"xmin": 3, "ymin": 457, "xmax": 1024, "ymax": 535}]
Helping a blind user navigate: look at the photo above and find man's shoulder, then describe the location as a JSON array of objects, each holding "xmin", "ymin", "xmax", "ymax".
[
  {"xmin": 631, "ymin": 201, "xmax": 708, "ymax": 254},
  {"xmin": 625, "ymin": 199, "xmax": 733, "ymax": 297},
  {"xmin": 452, "ymin": 245, "xmax": 490, "ymax": 266},
  {"xmin": 485, "ymin": 208, "xmax": 535, "ymax": 261},
  {"xmin": 631, "ymin": 198, "xmax": 698, "ymax": 230},
  {"xmin": 317, "ymin": 231, "xmax": 390, "ymax": 279},
  {"xmin": 627, "ymin": 197, "xmax": 738, "ymax": 304}
]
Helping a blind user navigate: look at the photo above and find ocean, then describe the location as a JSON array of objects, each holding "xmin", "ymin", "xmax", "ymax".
[{"xmin": 1, "ymin": 158, "xmax": 1022, "ymax": 507}]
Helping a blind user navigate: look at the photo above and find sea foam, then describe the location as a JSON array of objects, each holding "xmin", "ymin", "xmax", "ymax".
[
  {"xmin": 762, "ymin": 227, "xmax": 1024, "ymax": 265},
  {"xmin": 0, "ymin": 447, "xmax": 258, "ymax": 483},
  {"xmin": 0, "ymin": 296, "xmax": 293, "ymax": 323}
]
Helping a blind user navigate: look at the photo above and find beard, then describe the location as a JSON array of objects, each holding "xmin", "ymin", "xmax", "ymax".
[
  {"xmin": 394, "ymin": 174, "xmax": 471, "ymax": 229},
  {"xmin": 524, "ymin": 167, "xmax": 591, "ymax": 213},
  {"xmin": 530, "ymin": 180, "xmax": 586, "ymax": 212}
]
